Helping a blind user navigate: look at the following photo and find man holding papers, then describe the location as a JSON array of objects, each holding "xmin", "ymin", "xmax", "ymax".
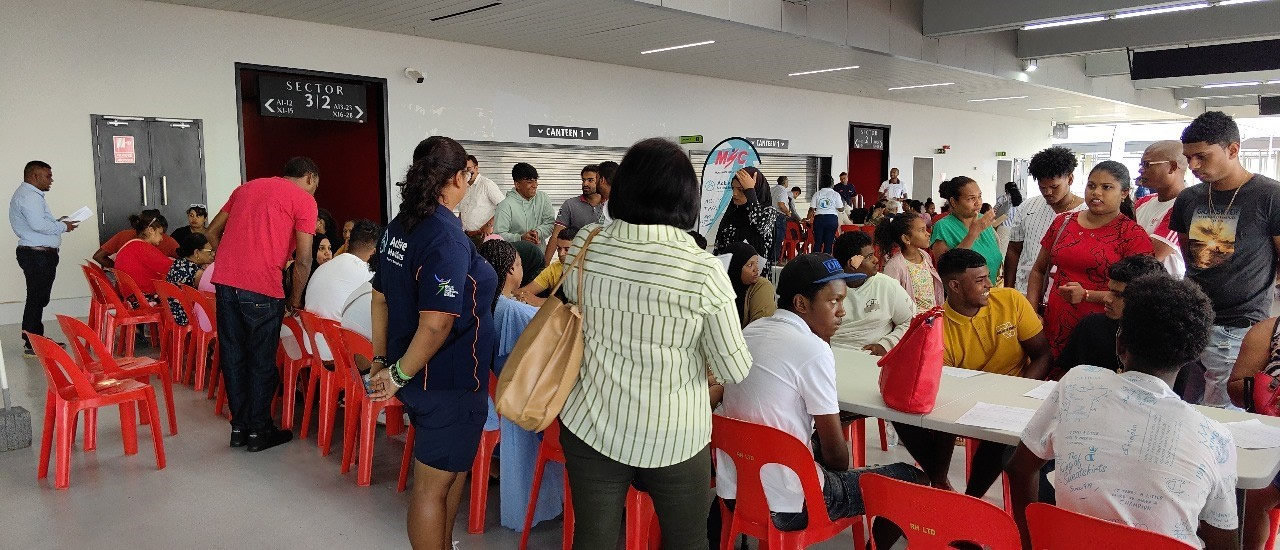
[
  {"xmin": 892, "ymin": 248, "xmax": 1050, "ymax": 496},
  {"xmin": 1006, "ymin": 275, "xmax": 1237, "ymax": 550},
  {"xmin": 9, "ymin": 160, "xmax": 77, "ymax": 356}
]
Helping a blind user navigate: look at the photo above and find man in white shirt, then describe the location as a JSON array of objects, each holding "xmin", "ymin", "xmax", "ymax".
[
  {"xmin": 1003, "ymin": 146, "xmax": 1086, "ymax": 294},
  {"xmin": 770, "ymin": 176, "xmax": 792, "ymax": 264},
  {"xmin": 830, "ymin": 231, "xmax": 914, "ymax": 356},
  {"xmin": 1134, "ymin": 140, "xmax": 1187, "ymax": 278},
  {"xmin": 456, "ymin": 155, "xmax": 504, "ymax": 237},
  {"xmin": 716, "ymin": 253, "xmax": 924, "ymax": 533},
  {"xmin": 878, "ymin": 168, "xmax": 906, "ymax": 201},
  {"xmin": 1007, "ymin": 275, "xmax": 1237, "ymax": 549},
  {"xmin": 304, "ymin": 219, "xmax": 378, "ymax": 359}
]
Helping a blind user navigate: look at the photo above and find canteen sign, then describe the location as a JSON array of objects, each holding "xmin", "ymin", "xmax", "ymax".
[{"xmin": 698, "ymin": 137, "xmax": 760, "ymax": 238}]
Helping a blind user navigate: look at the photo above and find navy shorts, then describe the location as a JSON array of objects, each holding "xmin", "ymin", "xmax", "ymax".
[{"xmin": 399, "ymin": 387, "xmax": 487, "ymax": 472}]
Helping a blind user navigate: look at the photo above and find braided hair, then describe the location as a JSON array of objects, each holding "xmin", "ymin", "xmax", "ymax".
[
  {"xmin": 398, "ymin": 136, "xmax": 468, "ymax": 230},
  {"xmin": 477, "ymin": 239, "xmax": 517, "ymax": 312}
]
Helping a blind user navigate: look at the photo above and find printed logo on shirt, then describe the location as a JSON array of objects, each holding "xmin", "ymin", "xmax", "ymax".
[
  {"xmin": 995, "ymin": 321, "xmax": 1017, "ymax": 339},
  {"xmin": 864, "ymin": 298, "xmax": 880, "ymax": 313},
  {"xmin": 817, "ymin": 196, "xmax": 833, "ymax": 209},
  {"xmin": 1187, "ymin": 207, "xmax": 1238, "ymax": 269},
  {"xmin": 385, "ymin": 235, "xmax": 408, "ymax": 267},
  {"xmin": 435, "ymin": 275, "xmax": 458, "ymax": 298}
]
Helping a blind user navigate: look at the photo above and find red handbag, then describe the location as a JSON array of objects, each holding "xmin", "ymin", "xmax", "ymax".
[
  {"xmin": 1246, "ymin": 372, "xmax": 1280, "ymax": 417},
  {"xmin": 878, "ymin": 307, "xmax": 946, "ymax": 414}
]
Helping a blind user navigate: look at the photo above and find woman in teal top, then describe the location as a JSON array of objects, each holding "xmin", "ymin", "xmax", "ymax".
[{"xmin": 929, "ymin": 176, "xmax": 1002, "ymax": 283}]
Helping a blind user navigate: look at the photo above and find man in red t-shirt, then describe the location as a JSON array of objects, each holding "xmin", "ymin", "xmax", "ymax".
[{"xmin": 206, "ymin": 157, "xmax": 319, "ymax": 452}]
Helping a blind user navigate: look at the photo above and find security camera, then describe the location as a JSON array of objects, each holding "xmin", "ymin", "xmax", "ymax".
[{"xmin": 405, "ymin": 68, "xmax": 425, "ymax": 84}]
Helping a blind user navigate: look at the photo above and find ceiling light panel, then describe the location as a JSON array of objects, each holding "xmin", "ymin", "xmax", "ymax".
[{"xmin": 640, "ymin": 40, "xmax": 715, "ymax": 55}]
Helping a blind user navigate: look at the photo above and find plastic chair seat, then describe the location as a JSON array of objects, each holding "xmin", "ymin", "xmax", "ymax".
[
  {"xmin": 59, "ymin": 315, "xmax": 178, "ymax": 438},
  {"xmin": 1026, "ymin": 502, "xmax": 1196, "ymax": 549}
]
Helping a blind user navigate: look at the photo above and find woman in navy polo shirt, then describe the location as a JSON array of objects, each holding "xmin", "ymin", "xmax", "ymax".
[{"xmin": 367, "ymin": 136, "xmax": 497, "ymax": 549}]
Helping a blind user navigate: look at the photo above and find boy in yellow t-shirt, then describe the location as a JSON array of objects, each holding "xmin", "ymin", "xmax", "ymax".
[
  {"xmin": 893, "ymin": 248, "xmax": 1051, "ymax": 497},
  {"xmin": 513, "ymin": 226, "xmax": 577, "ymax": 306}
]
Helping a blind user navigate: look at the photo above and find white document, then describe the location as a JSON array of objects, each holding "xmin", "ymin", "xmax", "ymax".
[
  {"xmin": 1224, "ymin": 419, "xmax": 1280, "ymax": 449},
  {"xmin": 1022, "ymin": 381, "xmax": 1058, "ymax": 400},
  {"xmin": 941, "ymin": 366, "xmax": 983, "ymax": 378},
  {"xmin": 954, "ymin": 402, "xmax": 1038, "ymax": 433},
  {"xmin": 64, "ymin": 206, "xmax": 93, "ymax": 224}
]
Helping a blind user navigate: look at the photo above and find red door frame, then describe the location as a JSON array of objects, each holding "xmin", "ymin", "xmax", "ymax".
[{"xmin": 847, "ymin": 122, "xmax": 892, "ymax": 207}]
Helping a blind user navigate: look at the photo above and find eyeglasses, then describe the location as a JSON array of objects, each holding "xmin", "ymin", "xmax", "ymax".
[{"xmin": 1138, "ymin": 160, "xmax": 1171, "ymax": 170}]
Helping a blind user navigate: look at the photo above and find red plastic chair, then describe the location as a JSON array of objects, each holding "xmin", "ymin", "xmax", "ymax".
[
  {"xmin": 82, "ymin": 262, "xmax": 113, "ymax": 334},
  {"xmin": 84, "ymin": 268, "xmax": 161, "ymax": 357},
  {"xmin": 861, "ymin": 473, "xmax": 1021, "ymax": 549},
  {"xmin": 711, "ymin": 415, "xmax": 865, "ymax": 550},
  {"xmin": 152, "ymin": 281, "xmax": 192, "ymax": 383},
  {"xmin": 625, "ymin": 486, "xmax": 661, "ymax": 550},
  {"xmin": 964, "ymin": 437, "xmax": 1013, "ymax": 514},
  {"xmin": 519, "ymin": 420, "xmax": 575, "ymax": 550},
  {"xmin": 468, "ymin": 376, "xmax": 501, "ymax": 533},
  {"xmin": 329, "ymin": 326, "xmax": 408, "ymax": 486},
  {"xmin": 1026, "ymin": 502, "xmax": 1196, "ymax": 549},
  {"xmin": 30, "ymin": 332, "xmax": 166, "ymax": 489},
  {"xmin": 182, "ymin": 287, "xmax": 220, "ymax": 394},
  {"xmin": 276, "ymin": 315, "xmax": 312, "ymax": 430},
  {"xmin": 112, "ymin": 269, "xmax": 162, "ymax": 352},
  {"xmin": 58, "ymin": 314, "xmax": 178, "ymax": 437},
  {"xmin": 845, "ymin": 418, "xmax": 890, "ymax": 468},
  {"xmin": 299, "ymin": 311, "xmax": 344, "ymax": 455},
  {"xmin": 398, "ymin": 425, "xmax": 416, "ymax": 493},
  {"xmin": 1267, "ymin": 508, "xmax": 1280, "ymax": 549}
]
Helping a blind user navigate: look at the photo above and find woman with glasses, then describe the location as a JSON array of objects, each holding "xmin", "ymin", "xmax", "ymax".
[{"xmin": 165, "ymin": 232, "xmax": 215, "ymax": 326}]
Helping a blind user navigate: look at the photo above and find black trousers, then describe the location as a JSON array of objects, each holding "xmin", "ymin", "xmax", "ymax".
[
  {"xmin": 215, "ymin": 285, "xmax": 286, "ymax": 433},
  {"xmin": 17, "ymin": 247, "xmax": 59, "ymax": 346}
]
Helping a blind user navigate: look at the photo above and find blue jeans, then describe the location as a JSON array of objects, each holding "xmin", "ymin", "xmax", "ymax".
[
  {"xmin": 215, "ymin": 285, "xmax": 286, "ymax": 432},
  {"xmin": 1200, "ymin": 324, "xmax": 1249, "ymax": 409},
  {"xmin": 771, "ymin": 214, "xmax": 787, "ymax": 262},
  {"xmin": 769, "ymin": 462, "xmax": 924, "ymax": 531},
  {"xmin": 813, "ymin": 214, "xmax": 838, "ymax": 255}
]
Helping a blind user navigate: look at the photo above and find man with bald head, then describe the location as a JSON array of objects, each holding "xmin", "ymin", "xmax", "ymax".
[{"xmin": 1134, "ymin": 140, "xmax": 1187, "ymax": 279}]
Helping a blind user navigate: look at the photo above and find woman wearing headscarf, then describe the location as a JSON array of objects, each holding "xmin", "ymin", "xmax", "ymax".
[
  {"xmin": 723, "ymin": 242, "xmax": 777, "ymax": 328},
  {"xmin": 714, "ymin": 166, "xmax": 778, "ymax": 269}
]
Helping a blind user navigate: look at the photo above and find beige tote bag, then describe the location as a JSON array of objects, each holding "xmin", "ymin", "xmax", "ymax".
[{"xmin": 495, "ymin": 227, "xmax": 602, "ymax": 432}]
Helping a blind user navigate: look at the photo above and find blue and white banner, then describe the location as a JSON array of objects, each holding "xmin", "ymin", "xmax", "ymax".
[{"xmin": 698, "ymin": 137, "xmax": 761, "ymax": 240}]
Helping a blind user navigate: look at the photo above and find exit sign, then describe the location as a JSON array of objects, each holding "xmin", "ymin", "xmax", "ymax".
[
  {"xmin": 679, "ymin": 135, "xmax": 704, "ymax": 144},
  {"xmin": 995, "ymin": 151, "xmax": 1008, "ymax": 157}
]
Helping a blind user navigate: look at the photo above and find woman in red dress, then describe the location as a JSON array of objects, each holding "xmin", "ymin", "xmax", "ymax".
[{"xmin": 1026, "ymin": 160, "xmax": 1154, "ymax": 359}]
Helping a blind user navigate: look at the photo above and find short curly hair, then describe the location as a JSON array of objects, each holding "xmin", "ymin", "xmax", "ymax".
[
  {"xmin": 1181, "ymin": 110, "xmax": 1240, "ymax": 148},
  {"xmin": 1108, "ymin": 254, "xmax": 1164, "ymax": 283},
  {"xmin": 1119, "ymin": 275, "xmax": 1213, "ymax": 373},
  {"xmin": 1028, "ymin": 146, "xmax": 1077, "ymax": 182},
  {"xmin": 833, "ymin": 231, "xmax": 873, "ymax": 269}
]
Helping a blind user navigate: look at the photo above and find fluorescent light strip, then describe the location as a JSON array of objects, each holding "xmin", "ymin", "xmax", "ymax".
[
  {"xmin": 1268, "ymin": 80, "xmax": 1280, "ymax": 85},
  {"xmin": 1074, "ymin": 114, "xmax": 1119, "ymax": 118},
  {"xmin": 1218, "ymin": 0, "xmax": 1268, "ymax": 5},
  {"xmin": 1114, "ymin": 2, "xmax": 1209, "ymax": 19},
  {"xmin": 968, "ymin": 95, "xmax": 1029, "ymax": 102},
  {"xmin": 788, "ymin": 65, "xmax": 860, "ymax": 76},
  {"xmin": 1202, "ymin": 81, "xmax": 1261, "ymax": 88},
  {"xmin": 640, "ymin": 40, "xmax": 715, "ymax": 55},
  {"xmin": 1026, "ymin": 106, "xmax": 1081, "ymax": 111},
  {"xmin": 887, "ymin": 82, "xmax": 955, "ymax": 91},
  {"xmin": 1023, "ymin": 15, "xmax": 1106, "ymax": 30}
]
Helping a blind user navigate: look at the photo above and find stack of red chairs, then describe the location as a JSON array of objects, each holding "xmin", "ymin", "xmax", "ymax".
[
  {"xmin": 29, "ymin": 332, "xmax": 166, "ymax": 490},
  {"xmin": 82, "ymin": 268, "xmax": 161, "ymax": 357},
  {"xmin": 58, "ymin": 315, "xmax": 178, "ymax": 437},
  {"xmin": 328, "ymin": 325, "xmax": 407, "ymax": 486}
]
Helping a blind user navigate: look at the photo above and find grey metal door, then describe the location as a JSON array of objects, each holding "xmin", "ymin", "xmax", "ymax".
[
  {"xmin": 91, "ymin": 116, "xmax": 154, "ymax": 243},
  {"xmin": 912, "ymin": 157, "xmax": 935, "ymax": 200},
  {"xmin": 147, "ymin": 119, "xmax": 207, "ymax": 231}
]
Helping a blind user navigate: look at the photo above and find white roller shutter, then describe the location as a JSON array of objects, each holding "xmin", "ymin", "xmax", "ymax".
[{"xmin": 458, "ymin": 140, "xmax": 628, "ymax": 209}]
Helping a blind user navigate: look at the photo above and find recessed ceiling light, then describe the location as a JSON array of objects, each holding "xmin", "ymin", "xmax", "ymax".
[
  {"xmin": 1023, "ymin": 15, "xmax": 1107, "ymax": 30},
  {"xmin": 1217, "ymin": 0, "xmax": 1268, "ymax": 6},
  {"xmin": 1179, "ymin": 100, "xmax": 1190, "ymax": 109},
  {"xmin": 1026, "ymin": 106, "xmax": 1081, "ymax": 111},
  {"xmin": 1023, "ymin": 59, "xmax": 1039, "ymax": 72},
  {"xmin": 1074, "ymin": 113, "xmax": 1119, "ymax": 118},
  {"xmin": 788, "ymin": 65, "xmax": 860, "ymax": 76},
  {"xmin": 887, "ymin": 82, "xmax": 955, "ymax": 91},
  {"xmin": 1202, "ymin": 81, "xmax": 1261, "ymax": 88},
  {"xmin": 968, "ymin": 96, "xmax": 1029, "ymax": 102},
  {"xmin": 1114, "ymin": 2, "xmax": 1209, "ymax": 19},
  {"xmin": 1268, "ymin": 80, "xmax": 1280, "ymax": 85},
  {"xmin": 640, "ymin": 40, "xmax": 715, "ymax": 55}
]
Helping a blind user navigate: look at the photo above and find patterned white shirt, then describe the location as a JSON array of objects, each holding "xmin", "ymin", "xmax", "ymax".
[
  {"xmin": 561, "ymin": 221, "xmax": 753, "ymax": 467},
  {"xmin": 1009, "ymin": 195, "xmax": 1086, "ymax": 294}
]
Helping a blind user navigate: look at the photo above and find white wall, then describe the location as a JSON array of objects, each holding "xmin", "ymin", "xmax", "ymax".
[{"xmin": 0, "ymin": 0, "xmax": 1051, "ymax": 315}]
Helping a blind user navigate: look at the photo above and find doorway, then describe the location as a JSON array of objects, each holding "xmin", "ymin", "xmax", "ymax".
[
  {"xmin": 912, "ymin": 157, "xmax": 935, "ymax": 201},
  {"xmin": 236, "ymin": 64, "xmax": 389, "ymax": 228},
  {"xmin": 91, "ymin": 115, "xmax": 207, "ymax": 244},
  {"xmin": 848, "ymin": 122, "xmax": 891, "ymax": 206}
]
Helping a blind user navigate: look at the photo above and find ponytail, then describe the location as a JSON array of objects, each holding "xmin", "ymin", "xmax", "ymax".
[
  {"xmin": 398, "ymin": 136, "xmax": 468, "ymax": 231},
  {"xmin": 875, "ymin": 211, "xmax": 919, "ymax": 258},
  {"xmin": 1120, "ymin": 194, "xmax": 1136, "ymax": 221}
]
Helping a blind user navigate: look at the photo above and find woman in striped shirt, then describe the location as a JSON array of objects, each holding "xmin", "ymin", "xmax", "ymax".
[{"xmin": 559, "ymin": 138, "xmax": 753, "ymax": 549}]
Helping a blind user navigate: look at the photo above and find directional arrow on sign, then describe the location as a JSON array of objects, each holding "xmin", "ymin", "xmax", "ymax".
[
  {"xmin": 264, "ymin": 99, "xmax": 275, "ymax": 113},
  {"xmin": 354, "ymin": 105, "xmax": 364, "ymax": 119},
  {"xmin": 585, "ymin": 130, "xmax": 594, "ymax": 138},
  {"xmin": 536, "ymin": 128, "xmax": 545, "ymax": 135}
]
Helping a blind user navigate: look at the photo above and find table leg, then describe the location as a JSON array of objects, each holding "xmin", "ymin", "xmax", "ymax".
[{"xmin": 1237, "ymin": 488, "xmax": 1246, "ymax": 550}]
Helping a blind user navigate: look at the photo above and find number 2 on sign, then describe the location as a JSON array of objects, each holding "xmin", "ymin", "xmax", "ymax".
[{"xmin": 304, "ymin": 93, "xmax": 332, "ymax": 109}]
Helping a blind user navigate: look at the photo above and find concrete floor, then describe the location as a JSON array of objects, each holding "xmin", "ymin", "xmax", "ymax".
[{"xmin": 0, "ymin": 322, "xmax": 990, "ymax": 549}]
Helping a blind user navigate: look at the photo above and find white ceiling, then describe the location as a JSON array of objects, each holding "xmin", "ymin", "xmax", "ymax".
[{"xmin": 152, "ymin": 0, "xmax": 1182, "ymax": 123}]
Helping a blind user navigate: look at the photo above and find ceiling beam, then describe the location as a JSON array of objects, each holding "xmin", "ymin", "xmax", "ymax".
[
  {"xmin": 1017, "ymin": 2, "xmax": 1280, "ymax": 58},
  {"xmin": 1173, "ymin": 84, "xmax": 1278, "ymax": 100},
  {"xmin": 1205, "ymin": 97, "xmax": 1261, "ymax": 108},
  {"xmin": 922, "ymin": 0, "xmax": 1156, "ymax": 37}
]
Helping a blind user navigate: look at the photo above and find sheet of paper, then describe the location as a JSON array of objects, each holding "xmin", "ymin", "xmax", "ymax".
[
  {"xmin": 1224, "ymin": 419, "xmax": 1280, "ymax": 449},
  {"xmin": 64, "ymin": 206, "xmax": 93, "ymax": 224},
  {"xmin": 954, "ymin": 402, "xmax": 1038, "ymax": 433},
  {"xmin": 1022, "ymin": 381, "xmax": 1058, "ymax": 400},
  {"xmin": 941, "ymin": 366, "xmax": 983, "ymax": 378}
]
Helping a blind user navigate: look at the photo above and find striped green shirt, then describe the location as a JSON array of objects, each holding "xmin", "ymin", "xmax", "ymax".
[{"xmin": 561, "ymin": 221, "xmax": 753, "ymax": 468}]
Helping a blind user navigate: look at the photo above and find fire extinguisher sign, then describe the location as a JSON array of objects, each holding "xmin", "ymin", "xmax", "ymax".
[{"xmin": 113, "ymin": 136, "xmax": 135, "ymax": 164}]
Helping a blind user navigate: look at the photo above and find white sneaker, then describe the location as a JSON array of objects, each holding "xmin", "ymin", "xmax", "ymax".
[{"xmin": 452, "ymin": 541, "xmax": 460, "ymax": 550}]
